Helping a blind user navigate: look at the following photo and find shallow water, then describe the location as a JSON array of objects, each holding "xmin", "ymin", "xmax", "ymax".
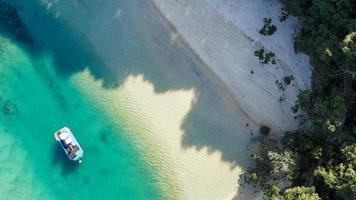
[
  {"xmin": 0, "ymin": 0, "xmax": 258, "ymax": 199},
  {"xmin": 0, "ymin": 0, "xmax": 175, "ymax": 199},
  {"xmin": 0, "ymin": 35, "xmax": 163, "ymax": 199}
]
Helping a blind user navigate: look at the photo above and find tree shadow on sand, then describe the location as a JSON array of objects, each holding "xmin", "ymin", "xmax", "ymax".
[
  {"xmin": 180, "ymin": 87, "xmax": 261, "ymax": 169},
  {"xmin": 10, "ymin": 0, "xmax": 258, "ymax": 182}
]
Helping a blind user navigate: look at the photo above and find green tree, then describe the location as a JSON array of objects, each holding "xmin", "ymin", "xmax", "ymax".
[
  {"xmin": 314, "ymin": 144, "xmax": 356, "ymax": 199},
  {"xmin": 340, "ymin": 32, "xmax": 356, "ymax": 77},
  {"xmin": 259, "ymin": 18, "xmax": 277, "ymax": 36},
  {"xmin": 247, "ymin": 0, "xmax": 356, "ymax": 199},
  {"xmin": 260, "ymin": 126, "xmax": 271, "ymax": 136},
  {"xmin": 264, "ymin": 183, "xmax": 281, "ymax": 200},
  {"xmin": 254, "ymin": 49, "xmax": 277, "ymax": 64},
  {"xmin": 267, "ymin": 151, "xmax": 297, "ymax": 180},
  {"xmin": 283, "ymin": 186, "xmax": 320, "ymax": 200}
]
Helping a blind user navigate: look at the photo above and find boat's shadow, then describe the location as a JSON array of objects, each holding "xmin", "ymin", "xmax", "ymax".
[{"xmin": 51, "ymin": 143, "xmax": 79, "ymax": 176}]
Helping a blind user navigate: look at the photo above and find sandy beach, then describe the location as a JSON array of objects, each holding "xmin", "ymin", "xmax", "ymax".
[
  {"xmin": 2, "ymin": 0, "xmax": 351, "ymax": 199},
  {"xmin": 43, "ymin": 1, "xmax": 263, "ymax": 198},
  {"xmin": 72, "ymin": 71, "xmax": 260, "ymax": 200},
  {"xmin": 9, "ymin": 0, "xmax": 312, "ymax": 199},
  {"xmin": 150, "ymin": 0, "xmax": 312, "ymax": 133}
]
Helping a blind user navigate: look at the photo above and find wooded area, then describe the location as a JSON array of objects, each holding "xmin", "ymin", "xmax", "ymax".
[{"xmin": 248, "ymin": 0, "xmax": 355, "ymax": 199}]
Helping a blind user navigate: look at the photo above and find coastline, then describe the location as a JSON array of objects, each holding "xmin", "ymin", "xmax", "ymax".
[
  {"xmin": 149, "ymin": 0, "xmax": 312, "ymax": 134},
  {"xmin": 148, "ymin": 0, "xmax": 260, "ymax": 127},
  {"xmin": 6, "ymin": 0, "xmax": 307, "ymax": 199},
  {"xmin": 72, "ymin": 71, "xmax": 260, "ymax": 200}
]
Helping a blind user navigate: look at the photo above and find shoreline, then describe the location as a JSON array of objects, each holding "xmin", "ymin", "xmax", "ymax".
[
  {"xmin": 148, "ymin": 0, "xmax": 261, "ymax": 128},
  {"xmin": 72, "ymin": 71, "xmax": 260, "ymax": 200},
  {"xmin": 149, "ymin": 0, "xmax": 312, "ymax": 134},
  {"xmin": 9, "ymin": 0, "xmax": 305, "ymax": 199}
]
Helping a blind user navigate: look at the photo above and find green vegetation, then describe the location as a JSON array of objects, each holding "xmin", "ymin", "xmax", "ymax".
[
  {"xmin": 249, "ymin": 172, "xmax": 259, "ymax": 184},
  {"xmin": 254, "ymin": 49, "xmax": 277, "ymax": 64},
  {"xmin": 260, "ymin": 126, "xmax": 271, "ymax": 136},
  {"xmin": 247, "ymin": 0, "xmax": 356, "ymax": 199},
  {"xmin": 259, "ymin": 18, "xmax": 277, "ymax": 36},
  {"xmin": 264, "ymin": 185, "xmax": 321, "ymax": 200},
  {"xmin": 282, "ymin": 75, "xmax": 294, "ymax": 86},
  {"xmin": 283, "ymin": 186, "xmax": 320, "ymax": 200},
  {"xmin": 279, "ymin": 8, "xmax": 289, "ymax": 22},
  {"xmin": 275, "ymin": 76, "xmax": 295, "ymax": 102},
  {"xmin": 244, "ymin": 135, "xmax": 312, "ymax": 199},
  {"xmin": 275, "ymin": 80, "xmax": 285, "ymax": 91}
]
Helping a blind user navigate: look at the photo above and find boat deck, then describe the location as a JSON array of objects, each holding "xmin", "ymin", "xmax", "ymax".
[{"xmin": 55, "ymin": 127, "xmax": 83, "ymax": 162}]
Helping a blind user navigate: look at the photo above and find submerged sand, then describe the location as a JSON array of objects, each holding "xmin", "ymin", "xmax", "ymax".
[
  {"xmin": 8, "ymin": 0, "xmax": 311, "ymax": 199},
  {"xmin": 146, "ymin": 0, "xmax": 312, "ymax": 198},
  {"xmin": 72, "ymin": 71, "xmax": 259, "ymax": 200}
]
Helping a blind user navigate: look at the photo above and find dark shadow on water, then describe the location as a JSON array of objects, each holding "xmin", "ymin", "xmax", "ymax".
[
  {"xmin": 7, "ymin": 0, "xmax": 257, "ymax": 181},
  {"xmin": 7, "ymin": 0, "xmax": 203, "ymax": 91},
  {"xmin": 51, "ymin": 143, "xmax": 79, "ymax": 176},
  {"xmin": 0, "ymin": 0, "xmax": 33, "ymax": 49}
]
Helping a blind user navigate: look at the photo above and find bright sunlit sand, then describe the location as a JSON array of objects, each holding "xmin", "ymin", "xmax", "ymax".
[
  {"xmin": 1, "ymin": 0, "xmax": 346, "ymax": 198},
  {"xmin": 0, "ymin": 0, "xmax": 305, "ymax": 199},
  {"xmin": 151, "ymin": 0, "xmax": 311, "ymax": 133},
  {"xmin": 72, "ymin": 70, "xmax": 258, "ymax": 200}
]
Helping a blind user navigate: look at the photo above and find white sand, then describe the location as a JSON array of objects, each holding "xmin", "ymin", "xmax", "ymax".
[
  {"xmin": 72, "ymin": 71, "xmax": 260, "ymax": 200},
  {"xmin": 207, "ymin": 0, "xmax": 312, "ymax": 81},
  {"xmin": 150, "ymin": 0, "xmax": 312, "ymax": 133},
  {"xmin": 14, "ymin": 0, "xmax": 313, "ymax": 199}
]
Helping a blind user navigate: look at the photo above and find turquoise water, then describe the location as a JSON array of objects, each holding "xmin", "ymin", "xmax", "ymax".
[
  {"xmin": 0, "ymin": 0, "xmax": 253, "ymax": 199},
  {"xmin": 0, "ymin": 35, "xmax": 163, "ymax": 199},
  {"xmin": 0, "ymin": 0, "xmax": 181, "ymax": 199}
]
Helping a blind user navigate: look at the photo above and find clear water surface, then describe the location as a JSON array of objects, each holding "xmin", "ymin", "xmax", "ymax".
[{"xmin": 0, "ymin": 0, "xmax": 193, "ymax": 199}]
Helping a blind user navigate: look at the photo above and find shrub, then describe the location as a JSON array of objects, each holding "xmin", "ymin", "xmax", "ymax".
[
  {"xmin": 254, "ymin": 49, "xmax": 277, "ymax": 64},
  {"xmin": 259, "ymin": 18, "xmax": 277, "ymax": 36},
  {"xmin": 260, "ymin": 126, "xmax": 271, "ymax": 136},
  {"xmin": 249, "ymin": 173, "xmax": 259, "ymax": 184},
  {"xmin": 282, "ymin": 75, "xmax": 295, "ymax": 85},
  {"xmin": 283, "ymin": 186, "xmax": 320, "ymax": 200}
]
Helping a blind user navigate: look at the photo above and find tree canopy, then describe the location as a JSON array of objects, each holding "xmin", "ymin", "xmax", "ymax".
[{"xmin": 247, "ymin": 0, "xmax": 356, "ymax": 199}]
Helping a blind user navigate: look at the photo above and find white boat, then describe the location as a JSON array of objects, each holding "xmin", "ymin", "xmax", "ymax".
[{"xmin": 54, "ymin": 127, "xmax": 84, "ymax": 163}]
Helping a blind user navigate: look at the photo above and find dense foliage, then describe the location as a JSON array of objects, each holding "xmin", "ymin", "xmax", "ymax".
[
  {"xmin": 259, "ymin": 18, "xmax": 277, "ymax": 36},
  {"xmin": 247, "ymin": 0, "xmax": 356, "ymax": 199},
  {"xmin": 254, "ymin": 49, "xmax": 277, "ymax": 64}
]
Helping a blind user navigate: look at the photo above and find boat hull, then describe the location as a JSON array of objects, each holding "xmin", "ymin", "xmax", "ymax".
[{"xmin": 54, "ymin": 127, "xmax": 84, "ymax": 162}]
